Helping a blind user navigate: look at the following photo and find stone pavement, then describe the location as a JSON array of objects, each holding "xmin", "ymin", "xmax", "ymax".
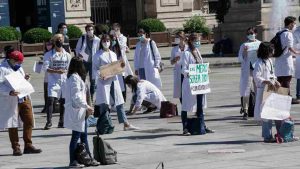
[{"xmin": 0, "ymin": 45, "xmax": 300, "ymax": 169}]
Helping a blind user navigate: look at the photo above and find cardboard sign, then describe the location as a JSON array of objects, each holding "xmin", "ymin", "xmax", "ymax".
[
  {"xmin": 99, "ymin": 60, "xmax": 125, "ymax": 79},
  {"xmin": 189, "ymin": 63, "xmax": 211, "ymax": 95}
]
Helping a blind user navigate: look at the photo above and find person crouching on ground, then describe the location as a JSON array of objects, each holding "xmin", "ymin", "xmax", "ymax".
[
  {"xmin": 124, "ymin": 75, "xmax": 167, "ymax": 115},
  {"xmin": 64, "ymin": 56, "xmax": 100, "ymax": 167},
  {"xmin": 0, "ymin": 50, "xmax": 42, "ymax": 156},
  {"xmin": 253, "ymin": 42, "xmax": 281, "ymax": 143}
]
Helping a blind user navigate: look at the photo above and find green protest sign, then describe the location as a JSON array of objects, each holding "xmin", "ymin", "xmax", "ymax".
[{"xmin": 189, "ymin": 63, "xmax": 211, "ymax": 95}]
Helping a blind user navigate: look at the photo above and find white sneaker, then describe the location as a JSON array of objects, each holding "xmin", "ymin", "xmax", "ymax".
[{"xmin": 124, "ymin": 124, "xmax": 140, "ymax": 131}]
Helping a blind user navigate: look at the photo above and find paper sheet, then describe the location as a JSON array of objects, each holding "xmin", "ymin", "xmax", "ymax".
[
  {"xmin": 80, "ymin": 51, "xmax": 89, "ymax": 62},
  {"xmin": 4, "ymin": 72, "xmax": 35, "ymax": 98},
  {"xmin": 33, "ymin": 61, "xmax": 43, "ymax": 73}
]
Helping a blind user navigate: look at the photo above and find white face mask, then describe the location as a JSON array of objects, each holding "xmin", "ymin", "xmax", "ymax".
[
  {"xmin": 247, "ymin": 34, "xmax": 256, "ymax": 41},
  {"xmin": 87, "ymin": 30, "xmax": 94, "ymax": 37},
  {"xmin": 293, "ymin": 25, "xmax": 297, "ymax": 31},
  {"xmin": 174, "ymin": 38, "xmax": 180, "ymax": 44},
  {"xmin": 102, "ymin": 42, "xmax": 110, "ymax": 49}
]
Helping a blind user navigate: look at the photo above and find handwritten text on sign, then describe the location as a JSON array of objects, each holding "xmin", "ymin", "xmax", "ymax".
[{"xmin": 189, "ymin": 63, "xmax": 211, "ymax": 95}]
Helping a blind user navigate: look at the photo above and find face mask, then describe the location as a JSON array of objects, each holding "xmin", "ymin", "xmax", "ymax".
[
  {"xmin": 193, "ymin": 41, "xmax": 201, "ymax": 48},
  {"xmin": 292, "ymin": 25, "xmax": 297, "ymax": 31},
  {"xmin": 102, "ymin": 41, "xmax": 110, "ymax": 49},
  {"xmin": 55, "ymin": 40, "xmax": 63, "ymax": 48},
  {"xmin": 247, "ymin": 34, "xmax": 256, "ymax": 41},
  {"xmin": 87, "ymin": 30, "xmax": 94, "ymax": 37},
  {"xmin": 63, "ymin": 28, "xmax": 68, "ymax": 35},
  {"xmin": 111, "ymin": 40, "xmax": 116, "ymax": 47},
  {"xmin": 174, "ymin": 38, "xmax": 180, "ymax": 44},
  {"xmin": 12, "ymin": 63, "xmax": 21, "ymax": 71},
  {"xmin": 138, "ymin": 35, "xmax": 145, "ymax": 42}
]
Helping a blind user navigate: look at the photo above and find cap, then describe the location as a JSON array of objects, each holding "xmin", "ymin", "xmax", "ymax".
[{"xmin": 8, "ymin": 51, "xmax": 24, "ymax": 62}]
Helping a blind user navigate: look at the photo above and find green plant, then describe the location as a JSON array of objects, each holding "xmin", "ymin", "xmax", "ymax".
[
  {"xmin": 0, "ymin": 27, "xmax": 18, "ymax": 41},
  {"xmin": 216, "ymin": 0, "xmax": 231, "ymax": 23},
  {"xmin": 2, "ymin": 26, "xmax": 22, "ymax": 40},
  {"xmin": 138, "ymin": 18, "xmax": 166, "ymax": 32},
  {"xmin": 183, "ymin": 16, "xmax": 211, "ymax": 36},
  {"xmin": 23, "ymin": 28, "xmax": 52, "ymax": 43},
  {"xmin": 95, "ymin": 24, "xmax": 110, "ymax": 35},
  {"xmin": 67, "ymin": 25, "xmax": 83, "ymax": 39}
]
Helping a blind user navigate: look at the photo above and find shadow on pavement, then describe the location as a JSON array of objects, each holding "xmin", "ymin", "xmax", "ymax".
[
  {"xmin": 17, "ymin": 167, "xmax": 68, "ymax": 169},
  {"xmin": 212, "ymin": 104, "xmax": 241, "ymax": 108},
  {"xmin": 31, "ymin": 132, "xmax": 95, "ymax": 138},
  {"xmin": 107, "ymin": 133, "xmax": 180, "ymax": 140},
  {"xmin": 175, "ymin": 140, "xmax": 262, "ymax": 146}
]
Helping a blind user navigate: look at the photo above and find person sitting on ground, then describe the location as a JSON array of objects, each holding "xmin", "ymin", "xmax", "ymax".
[{"xmin": 124, "ymin": 75, "xmax": 167, "ymax": 115}]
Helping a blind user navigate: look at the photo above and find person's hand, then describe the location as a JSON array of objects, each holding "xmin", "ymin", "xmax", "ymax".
[
  {"xmin": 274, "ymin": 80, "xmax": 281, "ymax": 88},
  {"xmin": 175, "ymin": 56, "xmax": 180, "ymax": 62},
  {"xmin": 9, "ymin": 91, "xmax": 19, "ymax": 96},
  {"xmin": 25, "ymin": 73, "xmax": 31, "ymax": 80},
  {"xmin": 121, "ymin": 61, "xmax": 125, "ymax": 68},
  {"xmin": 135, "ymin": 70, "xmax": 139, "ymax": 75},
  {"xmin": 57, "ymin": 69, "xmax": 66, "ymax": 74},
  {"xmin": 87, "ymin": 106, "xmax": 94, "ymax": 115},
  {"xmin": 243, "ymin": 46, "xmax": 248, "ymax": 57},
  {"xmin": 99, "ymin": 74, "xmax": 106, "ymax": 80}
]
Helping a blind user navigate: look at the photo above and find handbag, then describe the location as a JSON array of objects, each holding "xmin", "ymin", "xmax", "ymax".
[
  {"xmin": 75, "ymin": 143, "xmax": 93, "ymax": 166},
  {"xmin": 160, "ymin": 101, "xmax": 178, "ymax": 118}
]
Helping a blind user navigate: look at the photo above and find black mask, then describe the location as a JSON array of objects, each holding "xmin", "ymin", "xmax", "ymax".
[{"xmin": 55, "ymin": 40, "xmax": 63, "ymax": 48}]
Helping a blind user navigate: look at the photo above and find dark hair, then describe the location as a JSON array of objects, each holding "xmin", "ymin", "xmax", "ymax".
[
  {"xmin": 298, "ymin": 16, "xmax": 300, "ymax": 22},
  {"xmin": 44, "ymin": 38, "xmax": 53, "ymax": 53},
  {"xmin": 246, "ymin": 27, "xmax": 257, "ymax": 35},
  {"xmin": 67, "ymin": 56, "xmax": 87, "ymax": 81},
  {"xmin": 110, "ymin": 35, "xmax": 122, "ymax": 58},
  {"xmin": 100, "ymin": 34, "xmax": 112, "ymax": 50},
  {"xmin": 57, "ymin": 23, "xmax": 66, "ymax": 30},
  {"xmin": 85, "ymin": 24, "xmax": 94, "ymax": 31},
  {"xmin": 284, "ymin": 16, "xmax": 296, "ymax": 26},
  {"xmin": 176, "ymin": 30, "xmax": 186, "ymax": 39},
  {"xmin": 138, "ymin": 28, "xmax": 150, "ymax": 38},
  {"xmin": 124, "ymin": 75, "xmax": 139, "ymax": 92},
  {"xmin": 257, "ymin": 42, "xmax": 273, "ymax": 60},
  {"xmin": 4, "ymin": 45, "xmax": 15, "ymax": 59},
  {"xmin": 112, "ymin": 23, "xmax": 121, "ymax": 29},
  {"xmin": 187, "ymin": 33, "xmax": 199, "ymax": 52}
]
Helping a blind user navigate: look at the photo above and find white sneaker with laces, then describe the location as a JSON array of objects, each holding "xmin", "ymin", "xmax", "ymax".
[{"xmin": 124, "ymin": 124, "xmax": 140, "ymax": 131}]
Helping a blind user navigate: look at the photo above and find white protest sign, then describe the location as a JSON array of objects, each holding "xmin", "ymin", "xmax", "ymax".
[
  {"xmin": 189, "ymin": 63, "xmax": 211, "ymax": 95},
  {"xmin": 4, "ymin": 72, "xmax": 35, "ymax": 98},
  {"xmin": 33, "ymin": 61, "xmax": 43, "ymax": 73}
]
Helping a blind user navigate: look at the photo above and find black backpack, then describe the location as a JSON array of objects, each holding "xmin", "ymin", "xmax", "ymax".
[
  {"xmin": 93, "ymin": 134, "xmax": 117, "ymax": 165},
  {"xmin": 75, "ymin": 143, "xmax": 93, "ymax": 166},
  {"xmin": 270, "ymin": 30, "xmax": 288, "ymax": 58}
]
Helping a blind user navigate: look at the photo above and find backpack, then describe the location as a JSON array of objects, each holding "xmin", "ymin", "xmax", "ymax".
[
  {"xmin": 279, "ymin": 119, "xmax": 295, "ymax": 142},
  {"xmin": 93, "ymin": 134, "xmax": 117, "ymax": 165},
  {"xmin": 149, "ymin": 40, "xmax": 164, "ymax": 72},
  {"xmin": 95, "ymin": 106, "xmax": 114, "ymax": 135},
  {"xmin": 75, "ymin": 143, "xmax": 93, "ymax": 166},
  {"xmin": 270, "ymin": 30, "xmax": 288, "ymax": 58}
]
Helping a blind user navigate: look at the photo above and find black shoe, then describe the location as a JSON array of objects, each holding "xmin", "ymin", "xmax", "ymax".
[
  {"xmin": 242, "ymin": 113, "xmax": 248, "ymax": 120},
  {"xmin": 263, "ymin": 138, "xmax": 276, "ymax": 143},
  {"xmin": 13, "ymin": 147, "xmax": 23, "ymax": 156},
  {"xmin": 183, "ymin": 129, "xmax": 191, "ymax": 136},
  {"xmin": 44, "ymin": 122, "xmax": 52, "ymax": 130},
  {"xmin": 90, "ymin": 158, "xmax": 100, "ymax": 166},
  {"xmin": 69, "ymin": 160, "xmax": 84, "ymax": 168},
  {"xmin": 24, "ymin": 146, "xmax": 42, "ymax": 154},
  {"xmin": 57, "ymin": 122, "xmax": 64, "ymax": 128},
  {"xmin": 143, "ymin": 107, "xmax": 157, "ymax": 114},
  {"xmin": 205, "ymin": 127, "xmax": 215, "ymax": 133}
]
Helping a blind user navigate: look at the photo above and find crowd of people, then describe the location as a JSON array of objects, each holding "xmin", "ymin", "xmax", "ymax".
[{"xmin": 1, "ymin": 16, "xmax": 300, "ymax": 167}]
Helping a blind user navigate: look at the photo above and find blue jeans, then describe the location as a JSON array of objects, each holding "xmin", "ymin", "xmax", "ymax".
[
  {"xmin": 262, "ymin": 120, "xmax": 282, "ymax": 140},
  {"xmin": 297, "ymin": 79, "xmax": 300, "ymax": 99},
  {"xmin": 181, "ymin": 94, "xmax": 206, "ymax": 134},
  {"xmin": 84, "ymin": 62, "xmax": 95, "ymax": 100},
  {"xmin": 138, "ymin": 68, "xmax": 146, "ymax": 80},
  {"xmin": 69, "ymin": 120, "xmax": 90, "ymax": 164}
]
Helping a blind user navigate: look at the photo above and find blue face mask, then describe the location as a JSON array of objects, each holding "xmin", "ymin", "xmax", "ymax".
[
  {"xmin": 138, "ymin": 35, "xmax": 145, "ymax": 42},
  {"xmin": 12, "ymin": 64, "xmax": 22, "ymax": 71},
  {"xmin": 112, "ymin": 40, "xmax": 117, "ymax": 47},
  {"xmin": 247, "ymin": 34, "xmax": 255, "ymax": 41},
  {"xmin": 194, "ymin": 41, "xmax": 201, "ymax": 48},
  {"xmin": 63, "ymin": 28, "xmax": 68, "ymax": 35}
]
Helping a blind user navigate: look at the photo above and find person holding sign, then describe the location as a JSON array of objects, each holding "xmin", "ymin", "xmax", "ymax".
[
  {"xmin": 43, "ymin": 34, "xmax": 71, "ymax": 130},
  {"xmin": 181, "ymin": 33, "xmax": 214, "ymax": 136},
  {"xmin": 253, "ymin": 42, "xmax": 282, "ymax": 142},
  {"xmin": 93, "ymin": 35, "xmax": 139, "ymax": 131},
  {"xmin": 238, "ymin": 27, "xmax": 261, "ymax": 120},
  {"xmin": 0, "ymin": 51, "xmax": 42, "ymax": 156},
  {"xmin": 170, "ymin": 31, "xmax": 188, "ymax": 103}
]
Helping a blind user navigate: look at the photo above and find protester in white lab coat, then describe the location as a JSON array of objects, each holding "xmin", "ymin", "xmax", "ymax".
[
  {"xmin": 43, "ymin": 34, "xmax": 71, "ymax": 130},
  {"xmin": 292, "ymin": 16, "xmax": 300, "ymax": 101},
  {"xmin": 181, "ymin": 33, "xmax": 214, "ymax": 136},
  {"xmin": 238, "ymin": 27, "xmax": 261, "ymax": 120},
  {"xmin": 93, "ymin": 34, "xmax": 139, "ymax": 131},
  {"xmin": 0, "ymin": 51, "xmax": 42, "ymax": 156},
  {"xmin": 124, "ymin": 75, "xmax": 167, "ymax": 115},
  {"xmin": 134, "ymin": 28, "xmax": 162, "ymax": 89},
  {"xmin": 110, "ymin": 23, "xmax": 131, "ymax": 53},
  {"xmin": 253, "ymin": 42, "xmax": 282, "ymax": 142},
  {"xmin": 56, "ymin": 23, "xmax": 71, "ymax": 54},
  {"xmin": 75, "ymin": 24, "xmax": 100, "ymax": 100},
  {"xmin": 64, "ymin": 56, "xmax": 99, "ymax": 167},
  {"xmin": 170, "ymin": 31, "xmax": 188, "ymax": 102}
]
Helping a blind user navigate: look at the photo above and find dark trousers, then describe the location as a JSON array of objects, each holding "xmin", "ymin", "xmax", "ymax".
[
  {"xmin": 9, "ymin": 98, "xmax": 34, "ymax": 149},
  {"xmin": 181, "ymin": 94, "xmax": 206, "ymax": 134},
  {"xmin": 69, "ymin": 120, "xmax": 90, "ymax": 164},
  {"xmin": 46, "ymin": 97, "xmax": 65, "ymax": 124},
  {"xmin": 42, "ymin": 82, "xmax": 48, "ymax": 112},
  {"xmin": 84, "ymin": 61, "xmax": 96, "ymax": 100},
  {"xmin": 179, "ymin": 74, "xmax": 184, "ymax": 104}
]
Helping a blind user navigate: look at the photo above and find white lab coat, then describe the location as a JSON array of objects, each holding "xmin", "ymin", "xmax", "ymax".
[
  {"xmin": 253, "ymin": 59, "xmax": 276, "ymax": 121},
  {"xmin": 275, "ymin": 29, "xmax": 294, "ymax": 77},
  {"xmin": 43, "ymin": 49, "xmax": 71, "ymax": 98},
  {"xmin": 75, "ymin": 35, "xmax": 100, "ymax": 67},
  {"xmin": 115, "ymin": 47, "xmax": 133, "ymax": 92},
  {"xmin": 93, "ymin": 50, "xmax": 124, "ymax": 106},
  {"xmin": 170, "ymin": 44, "xmax": 189, "ymax": 98},
  {"xmin": 64, "ymin": 73, "xmax": 88, "ymax": 132},
  {"xmin": 134, "ymin": 80, "xmax": 167, "ymax": 109},
  {"xmin": 293, "ymin": 27, "xmax": 300, "ymax": 79},
  {"xmin": 0, "ymin": 60, "xmax": 34, "ymax": 129},
  {"xmin": 181, "ymin": 49, "xmax": 207, "ymax": 112},
  {"xmin": 238, "ymin": 40, "xmax": 261, "ymax": 96},
  {"xmin": 134, "ymin": 40, "xmax": 162, "ymax": 89}
]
